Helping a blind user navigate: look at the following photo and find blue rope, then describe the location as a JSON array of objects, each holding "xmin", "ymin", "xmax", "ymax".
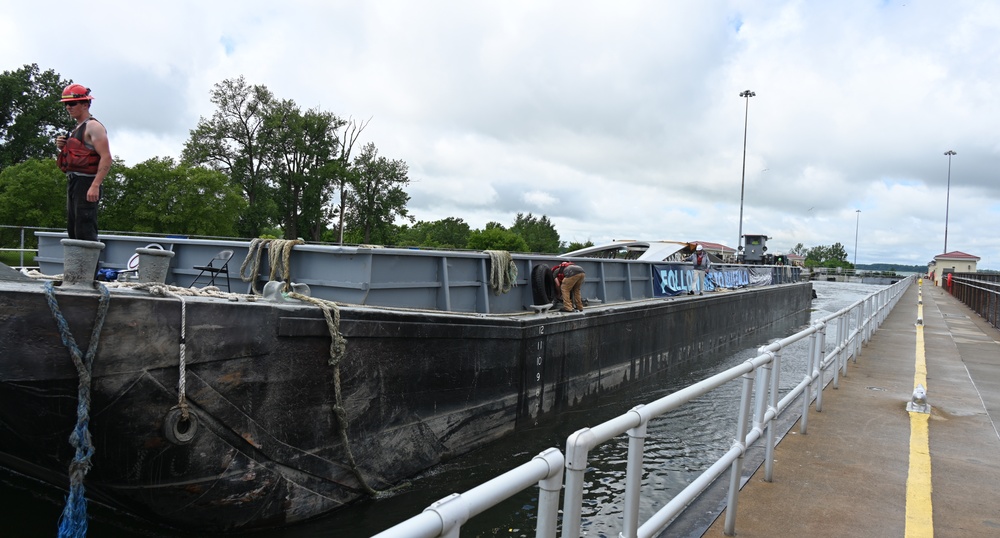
[{"xmin": 44, "ymin": 281, "xmax": 111, "ymax": 538}]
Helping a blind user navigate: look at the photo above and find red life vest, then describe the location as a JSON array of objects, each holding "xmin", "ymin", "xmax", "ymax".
[
  {"xmin": 552, "ymin": 262, "xmax": 568, "ymax": 285},
  {"xmin": 57, "ymin": 118, "xmax": 101, "ymax": 174}
]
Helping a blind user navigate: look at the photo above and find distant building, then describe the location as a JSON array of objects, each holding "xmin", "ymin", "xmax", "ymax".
[
  {"xmin": 928, "ymin": 251, "xmax": 980, "ymax": 286},
  {"xmin": 692, "ymin": 241, "xmax": 737, "ymax": 262},
  {"xmin": 786, "ymin": 253, "xmax": 806, "ymax": 267}
]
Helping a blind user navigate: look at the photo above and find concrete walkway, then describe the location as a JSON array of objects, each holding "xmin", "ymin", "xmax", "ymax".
[{"xmin": 702, "ymin": 281, "xmax": 1000, "ymax": 537}]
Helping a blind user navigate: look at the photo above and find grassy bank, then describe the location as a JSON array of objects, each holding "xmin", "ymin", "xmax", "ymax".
[{"xmin": 0, "ymin": 250, "xmax": 35, "ymax": 267}]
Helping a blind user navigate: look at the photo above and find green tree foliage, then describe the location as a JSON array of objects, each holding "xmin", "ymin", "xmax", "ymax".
[
  {"xmin": 182, "ymin": 76, "xmax": 278, "ymax": 237},
  {"xmin": 264, "ymin": 99, "xmax": 345, "ymax": 240},
  {"xmin": 397, "ymin": 217, "xmax": 471, "ymax": 248},
  {"xmin": 345, "ymin": 142, "xmax": 412, "ymax": 244},
  {"xmin": 0, "ymin": 64, "xmax": 73, "ymax": 168},
  {"xmin": 805, "ymin": 242, "xmax": 851, "ymax": 269},
  {"xmin": 101, "ymin": 157, "xmax": 245, "ymax": 236},
  {"xmin": 790, "ymin": 242, "xmax": 807, "ymax": 256},
  {"xmin": 564, "ymin": 240, "xmax": 595, "ymax": 252},
  {"xmin": 510, "ymin": 212, "xmax": 562, "ymax": 253},
  {"xmin": 184, "ymin": 77, "xmax": 368, "ymax": 241},
  {"xmin": 857, "ymin": 263, "xmax": 927, "ymax": 273},
  {"xmin": 467, "ymin": 221, "xmax": 530, "ymax": 252},
  {"xmin": 0, "ymin": 158, "xmax": 66, "ymax": 230}
]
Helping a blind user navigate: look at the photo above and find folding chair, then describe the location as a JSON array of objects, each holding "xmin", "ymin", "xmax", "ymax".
[{"xmin": 190, "ymin": 250, "xmax": 233, "ymax": 291}]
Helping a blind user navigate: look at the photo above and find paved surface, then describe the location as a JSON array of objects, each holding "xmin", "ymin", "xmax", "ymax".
[{"xmin": 702, "ymin": 281, "xmax": 1000, "ymax": 537}]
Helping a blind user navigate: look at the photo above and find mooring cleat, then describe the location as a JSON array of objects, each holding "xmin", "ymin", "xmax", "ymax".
[{"xmin": 906, "ymin": 384, "xmax": 930, "ymax": 413}]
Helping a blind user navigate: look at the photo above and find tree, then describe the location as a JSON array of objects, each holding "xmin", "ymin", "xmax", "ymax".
[
  {"xmin": 331, "ymin": 117, "xmax": 369, "ymax": 244},
  {"xmin": 345, "ymin": 142, "xmax": 412, "ymax": 244},
  {"xmin": 510, "ymin": 212, "xmax": 562, "ymax": 253},
  {"xmin": 397, "ymin": 217, "xmax": 471, "ymax": 248},
  {"xmin": 264, "ymin": 100, "xmax": 345, "ymax": 240},
  {"xmin": 0, "ymin": 64, "xmax": 73, "ymax": 168},
  {"xmin": 101, "ymin": 157, "xmax": 245, "ymax": 236},
  {"xmin": 182, "ymin": 76, "xmax": 278, "ymax": 237},
  {"xmin": 0, "ymin": 158, "xmax": 66, "ymax": 237},
  {"xmin": 564, "ymin": 240, "xmax": 595, "ymax": 252},
  {"xmin": 805, "ymin": 242, "xmax": 851, "ymax": 269},
  {"xmin": 467, "ymin": 222, "xmax": 530, "ymax": 252},
  {"xmin": 790, "ymin": 243, "xmax": 807, "ymax": 256}
]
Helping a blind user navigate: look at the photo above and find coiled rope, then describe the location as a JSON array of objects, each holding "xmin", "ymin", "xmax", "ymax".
[
  {"xmin": 44, "ymin": 281, "xmax": 111, "ymax": 538},
  {"xmin": 239, "ymin": 238, "xmax": 305, "ymax": 294},
  {"xmin": 484, "ymin": 250, "xmax": 517, "ymax": 295},
  {"xmin": 286, "ymin": 291, "xmax": 377, "ymax": 496}
]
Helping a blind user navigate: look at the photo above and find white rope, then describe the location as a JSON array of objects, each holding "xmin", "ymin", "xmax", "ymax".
[{"xmin": 176, "ymin": 294, "xmax": 188, "ymax": 417}]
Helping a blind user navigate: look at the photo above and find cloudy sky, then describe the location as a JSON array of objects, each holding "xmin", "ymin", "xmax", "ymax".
[{"xmin": 4, "ymin": 1, "xmax": 998, "ymax": 268}]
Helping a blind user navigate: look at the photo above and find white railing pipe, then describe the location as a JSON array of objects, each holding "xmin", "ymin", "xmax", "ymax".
[
  {"xmin": 622, "ymin": 410, "xmax": 649, "ymax": 538},
  {"xmin": 374, "ymin": 447, "xmax": 564, "ymax": 538}
]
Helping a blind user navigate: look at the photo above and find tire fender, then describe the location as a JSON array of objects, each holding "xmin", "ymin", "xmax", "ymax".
[
  {"xmin": 163, "ymin": 406, "xmax": 199, "ymax": 445},
  {"xmin": 531, "ymin": 264, "xmax": 558, "ymax": 305}
]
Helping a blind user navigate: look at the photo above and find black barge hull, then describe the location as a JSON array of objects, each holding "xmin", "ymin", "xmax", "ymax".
[{"xmin": 0, "ymin": 280, "xmax": 812, "ymax": 531}]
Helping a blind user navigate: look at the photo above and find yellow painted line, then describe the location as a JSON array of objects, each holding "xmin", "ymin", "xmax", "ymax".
[{"xmin": 906, "ymin": 283, "xmax": 933, "ymax": 537}]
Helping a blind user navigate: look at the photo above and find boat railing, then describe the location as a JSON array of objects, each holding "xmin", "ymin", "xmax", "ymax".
[
  {"xmin": 0, "ymin": 224, "xmax": 59, "ymax": 270},
  {"xmin": 375, "ymin": 275, "xmax": 914, "ymax": 538},
  {"xmin": 948, "ymin": 273, "xmax": 1000, "ymax": 330}
]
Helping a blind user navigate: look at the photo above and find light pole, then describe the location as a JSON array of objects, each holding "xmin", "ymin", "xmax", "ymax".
[
  {"xmin": 943, "ymin": 150, "xmax": 956, "ymax": 253},
  {"xmin": 853, "ymin": 209, "xmax": 861, "ymax": 268},
  {"xmin": 737, "ymin": 89, "xmax": 755, "ymax": 260}
]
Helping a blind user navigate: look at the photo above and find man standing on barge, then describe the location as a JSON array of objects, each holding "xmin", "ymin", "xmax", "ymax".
[
  {"xmin": 686, "ymin": 244, "xmax": 711, "ymax": 295},
  {"xmin": 54, "ymin": 83, "xmax": 111, "ymax": 242}
]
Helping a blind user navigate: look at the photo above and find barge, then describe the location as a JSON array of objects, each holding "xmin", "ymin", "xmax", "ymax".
[{"xmin": 0, "ymin": 234, "xmax": 811, "ymax": 532}]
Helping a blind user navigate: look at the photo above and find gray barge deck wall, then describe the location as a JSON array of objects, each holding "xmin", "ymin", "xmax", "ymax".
[{"xmin": 33, "ymin": 233, "xmax": 802, "ymax": 314}]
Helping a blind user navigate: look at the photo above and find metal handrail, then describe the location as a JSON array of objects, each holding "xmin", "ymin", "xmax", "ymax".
[
  {"xmin": 564, "ymin": 276, "xmax": 911, "ymax": 537},
  {"xmin": 375, "ymin": 277, "xmax": 913, "ymax": 537},
  {"xmin": 0, "ymin": 225, "xmax": 40, "ymax": 268},
  {"xmin": 372, "ymin": 448, "xmax": 564, "ymax": 538},
  {"xmin": 949, "ymin": 273, "xmax": 1000, "ymax": 330}
]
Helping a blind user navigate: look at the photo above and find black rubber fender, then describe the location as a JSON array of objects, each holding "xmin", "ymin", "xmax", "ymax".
[
  {"xmin": 531, "ymin": 264, "xmax": 558, "ymax": 305},
  {"xmin": 163, "ymin": 406, "xmax": 199, "ymax": 445}
]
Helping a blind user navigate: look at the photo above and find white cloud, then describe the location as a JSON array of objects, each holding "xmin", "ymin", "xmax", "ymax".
[{"xmin": 3, "ymin": 0, "xmax": 999, "ymax": 268}]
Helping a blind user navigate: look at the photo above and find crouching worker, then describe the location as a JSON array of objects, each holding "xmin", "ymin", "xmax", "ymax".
[{"xmin": 553, "ymin": 262, "xmax": 586, "ymax": 312}]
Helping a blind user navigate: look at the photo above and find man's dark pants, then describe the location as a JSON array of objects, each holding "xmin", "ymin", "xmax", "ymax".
[{"xmin": 66, "ymin": 172, "xmax": 100, "ymax": 241}]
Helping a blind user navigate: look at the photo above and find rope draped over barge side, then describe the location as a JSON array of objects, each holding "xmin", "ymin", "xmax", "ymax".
[
  {"xmin": 235, "ymin": 241, "xmax": 379, "ymax": 495},
  {"xmin": 43, "ymin": 281, "xmax": 111, "ymax": 538},
  {"xmin": 484, "ymin": 250, "xmax": 517, "ymax": 295},
  {"xmin": 286, "ymin": 291, "xmax": 377, "ymax": 496},
  {"xmin": 131, "ymin": 277, "xmax": 377, "ymax": 496},
  {"xmin": 239, "ymin": 238, "xmax": 305, "ymax": 294},
  {"xmin": 32, "ymin": 249, "xmax": 381, "ymax": 513}
]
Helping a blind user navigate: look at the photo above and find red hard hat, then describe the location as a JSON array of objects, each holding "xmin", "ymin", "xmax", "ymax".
[{"xmin": 61, "ymin": 83, "xmax": 94, "ymax": 102}]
